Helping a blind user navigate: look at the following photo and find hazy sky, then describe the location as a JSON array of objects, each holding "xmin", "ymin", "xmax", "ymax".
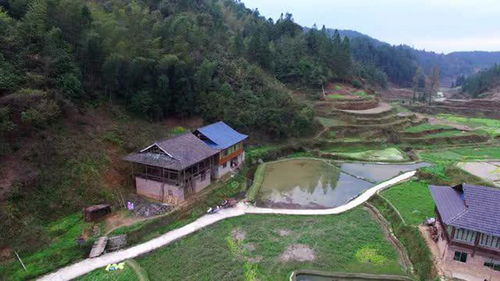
[{"xmin": 241, "ymin": 0, "xmax": 500, "ymax": 54}]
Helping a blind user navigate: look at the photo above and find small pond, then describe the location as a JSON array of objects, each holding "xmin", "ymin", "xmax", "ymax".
[{"xmin": 255, "ymin": 159, "xmax": 430, "ymax": 209}]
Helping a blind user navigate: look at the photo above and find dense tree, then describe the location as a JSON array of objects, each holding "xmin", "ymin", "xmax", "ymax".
[
  {"xmin": 460, "ymin": 64, "xmax": 500, "ymax": 98},
  {"xmin": 350, "ymin": 37, "xmax": 417, "ymax": 86}
]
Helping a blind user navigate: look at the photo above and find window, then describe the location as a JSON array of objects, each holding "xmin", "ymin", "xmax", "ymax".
[
  {"xmin": 453, "ymin": 251, "xmax": 468, "ymax": 263},
  {"xmin": 222, "ymin": 162, "xmax": 227, "ymax": 168},
  {"xmin": 484, "ymin": 258, "xmax": 500, "ymax": 271},
  {"xmin": 479, "ymin": 234, "xmax": 500, "ymax": 249},
  {"xmin": 453, "ymin": 228, "xmax": 476, "ymax": 243},
  {"xmin": 201, "ymin": 171, "xmax": 206, "ymax": 181}
]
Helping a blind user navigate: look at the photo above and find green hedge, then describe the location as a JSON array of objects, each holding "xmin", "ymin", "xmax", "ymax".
[{"xmin": 245, "ymin": 163, "xmax": 266, "ymax": 202}]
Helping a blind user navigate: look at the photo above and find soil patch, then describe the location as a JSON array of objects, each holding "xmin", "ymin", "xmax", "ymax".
[
  {"xmin": 457, "ymin": 161, "xmax": 500, "ymax": 186},
  {"xmin": 341, "ymin": 102, "xmax": 392, "ymax": 115},
  {"xmin": 243, "ymin": 243, "xmax": 256, "ymax": 252},
  {"xmin": 0, "ymin": 155, "xmax": 38, "ymax": 201},
  {"xmin": 104, "ymin": 212, "xmax": 145, "ymax": 235},
  {"xmin": 231, "ymin": 229, "xmax": 246, "ymax": 242},
  {"xmin": 280, "ymin": 244, "xmax": 315, "ymax": 262},
  {"xmin": 277, "ymin": 229, "xmax": 292, "ymax": 237}
]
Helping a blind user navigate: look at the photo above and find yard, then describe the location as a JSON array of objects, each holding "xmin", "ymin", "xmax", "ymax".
[{"xmin": 78, "ymin": 208, "xmax": 407, "ymax": 281}]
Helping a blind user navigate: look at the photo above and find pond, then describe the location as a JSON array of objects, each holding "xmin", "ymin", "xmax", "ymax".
[{"xmin": 255, "ymin": 159, "xmax": 430, "ymax": 209}]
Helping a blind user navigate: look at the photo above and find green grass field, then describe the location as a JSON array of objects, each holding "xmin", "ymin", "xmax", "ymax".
[
  {"xmin": 419, "ymin": 146, "xmax": 500, "ymax": 162},
  {"xmin": 353, "ymin": 90, "xmax": 368, "ymax": 97},
  {"xmin": 420, "ymin": 130, "xmax": 469, "ymax": 138},
  {"xmin": 403, "ymin": 123, "xmax": 453, "ymax": 133},
  {"xmin": 79, "ymin": 263, "xmax": 139, "ymax": 281},
  {"xmin": 438, "ymin": 114, "xmax": 500, "ymax": 137},
  {"xmin": 381, "ymin": 181, "xmax": 435, "ymax": 226},
  {"xmin": 326, "ymin": 94, "xmax": 345, "ymax": 100},
  {"xmin": 79, "ymin": 209, "xmax": 406, "ymax": 281},
  {"xmin": 335, "ymin": 147, "xmax": 407, "ymax": 161}
]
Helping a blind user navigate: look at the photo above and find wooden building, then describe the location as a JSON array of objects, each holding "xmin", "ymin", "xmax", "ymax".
[
  {"xmin": 429, "ymin": 184, "xmax": 500, "ymax": 276},
  {"xmin": 124, "ymin": 133, "xmax": 218, "ymax": 204},
  {"xmin": 124, "ymin": 122, "xmax": 248, "ymax": 204},
  {"xmin": 194, "ymin": 121, "xmax": 248, "ymax": 179}
]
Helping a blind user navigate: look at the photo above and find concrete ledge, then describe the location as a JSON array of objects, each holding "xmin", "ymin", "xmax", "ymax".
[{"xmin": 289, "ymin": 270, "xmax": 414, "ymax": 281}]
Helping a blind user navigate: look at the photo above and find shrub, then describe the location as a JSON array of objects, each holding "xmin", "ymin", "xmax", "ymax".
[{"xmin": 352, "ymin": 79, "xmax": 363, "ymax": 88}]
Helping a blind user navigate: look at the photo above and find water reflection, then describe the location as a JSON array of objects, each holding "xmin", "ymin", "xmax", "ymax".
[{"xmin": 256, "ymin": 159, "xmax": 430, "ymax": 209}]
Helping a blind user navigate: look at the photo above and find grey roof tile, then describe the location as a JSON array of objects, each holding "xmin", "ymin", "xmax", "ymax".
[
  {"xmin": 124, "ymin": 133, "xmax": 218, "ymax": 170},
  {"xmin": 429, "ymin": 184, "xmax": 500, "ymax": 236}
]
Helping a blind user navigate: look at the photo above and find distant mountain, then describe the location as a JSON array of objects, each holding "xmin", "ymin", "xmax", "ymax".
[
  {"xmin": 319, "ymin": 27, "xmax": 500, "ymax": 86},
  {"xmin": 413, "ymin": 50, "xmax": 500, "ymax": 85}
]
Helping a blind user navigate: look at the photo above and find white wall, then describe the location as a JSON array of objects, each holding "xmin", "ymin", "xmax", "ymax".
[{"xmin": 135, "ymin": 177, "xmax": 184, "ymax": 204}]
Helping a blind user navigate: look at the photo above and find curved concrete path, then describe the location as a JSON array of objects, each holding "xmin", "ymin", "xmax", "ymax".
[{"xmin": 38, "ymin": 171, "xmax": 416, "ymax": 281}]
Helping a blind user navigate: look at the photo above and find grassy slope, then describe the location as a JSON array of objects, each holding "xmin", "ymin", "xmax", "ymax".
[
  {"xmin": 438, "ymin": 114, "xmax": 500, "ymax": 137},
  {"xmin": 381, "ymin": 181, "xmax": 434, "ymax": 226},
  {"xmin": 79, "ymin": 208, "xmax": 405, "ymax": 281},
  {"xmin": 0, "ymin": 107, "xmax": 178, "ymax": 281}
]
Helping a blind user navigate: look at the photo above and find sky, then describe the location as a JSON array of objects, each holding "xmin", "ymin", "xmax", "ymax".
[{"xmin": 241, "ymin": 0, "xmax": 500, "ymax": 54}]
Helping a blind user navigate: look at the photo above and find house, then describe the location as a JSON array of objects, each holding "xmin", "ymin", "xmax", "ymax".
[
  {"xmin": 194, "ymin": 121, "xmax": 248, "ymax": 179},
  {"xmin": 429, "ymin": 184, "xmax": 500, "ymax": 276},
  {"xmin": 124, "ymin": 133, "xmax": 218, "ymax": 204},
  {"xmin": 124, "ymin": 122, "xmax": 248, "ymax": 204}
]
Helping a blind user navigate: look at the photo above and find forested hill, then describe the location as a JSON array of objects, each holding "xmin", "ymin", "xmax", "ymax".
[
  {"xmin": 456, "ymin": 64, "xmax": 500, "ymax": 98},
  {"xmin": 0, "ymin": 0, "xmax": 377, "ymax": 254},
  {"xmin": 327, "ymin": 28, "xmax": 500, "ymax": 86},
  {"xmin": 1, "ymin": 0, "xmax": 389, "ymax": 146}
]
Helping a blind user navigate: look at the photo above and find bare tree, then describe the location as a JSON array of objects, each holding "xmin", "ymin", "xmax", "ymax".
[
  {"xmin": 412, "ymin": 67, "xmax": 422, "ymax": 104},
  {"xmin": 428, "ymin": 66, "xmax": 440, "ymax": 105}
]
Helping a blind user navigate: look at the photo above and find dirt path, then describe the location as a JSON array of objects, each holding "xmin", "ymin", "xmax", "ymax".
[
  {"xmin": 37, "ymin": 171, "xmax": 416, "ymax": 281},
  {"xmin": 341, "ymin": 102, "xmax": 392, "ymax": 114},
  {"xmin": 364, "ymin": 203, "xmax": 413, "ymax": 273},
  {"xmin": 426, "ymin": 115, "xmax": 472, "ymax": 131}
]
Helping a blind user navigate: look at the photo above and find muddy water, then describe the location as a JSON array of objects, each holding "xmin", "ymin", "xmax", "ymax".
[
  {"xmin": 256, "ymin": 159, "xmax": 430, "ymax": 209},
  {"xmin": 340, "ymin": 162, "xmax": 430, "ymax": 183},
  {"xmin": 256, "ymin": 159, "xmax": 373, "ymax": 209}
]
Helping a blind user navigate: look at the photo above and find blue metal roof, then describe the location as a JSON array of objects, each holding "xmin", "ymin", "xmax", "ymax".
[{"xmin": 196, "ymin": 121, "xmax": 248, "ymax": 150}]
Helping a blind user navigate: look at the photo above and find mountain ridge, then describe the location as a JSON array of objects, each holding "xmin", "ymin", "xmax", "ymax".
[{"xmin": 320, "ymin": 27, "xmax": 500, "ymax": 85}]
